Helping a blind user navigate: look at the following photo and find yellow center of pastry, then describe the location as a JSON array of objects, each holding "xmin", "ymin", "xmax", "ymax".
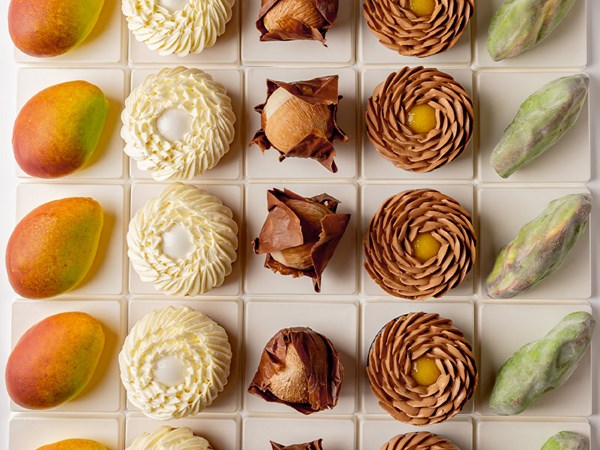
[
  {"xmin": 409, "ymin": 0, "xmax": 436, "ymax": 17},
  {"xmin": 411, "ymin": 357, "xmax": 441, "ymax": 386},
  {"xmin": 413, "ymin": 233, "xmax": 441, "ymax": 261},
  {"xmin": 408, "ymin": 104, "xmax": 437, "ymax": 133}
]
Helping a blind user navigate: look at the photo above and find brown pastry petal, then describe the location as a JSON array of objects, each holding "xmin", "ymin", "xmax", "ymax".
[
  {"xmin": 257, "ymin": 0, "xmax": 339, "ymax": 44},
  {"xmin": 381, "ymin": 431, "xmax": 460, "ymax": 450},
  {"xmin": 248, "ymin": 327, "xmax": 343, "ymax": 414},
  {"xmin": 271, "ymin": 439, "xmax": 324, "ymax": 450},
  {"xmin": 364, "ymin": 189, "xmax": 476, "ymax": 300},
  {"xmin": 368, "ymin": 312, "xmax": 477, "ymax": 425},
  {"xmin": 253, "ymin": 188, "xmax": 350, "ymax": 292},
  {"xmin": 366, "ymin": 67, "xmax": 473, "ymax": 173},
  {"xmin": 251, "ymin": 76, "xmax": 348, "ymax": 173},
  {"xmin": 363, "ymin": 0, "xmax": 473, "ymax": 57}
]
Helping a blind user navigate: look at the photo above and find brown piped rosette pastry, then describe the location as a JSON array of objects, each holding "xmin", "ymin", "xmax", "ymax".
[
  {"xmin": 368, "ymin": 312, "xmax": 477, "ymax": 425},
  {"xmin": 366, "ymin": 67, "xmax": 473, "ymax": 173},
  {"xmin": 253, "ymin": 188, "xmax": 351, "ymax": 292},
  {"xmin": 271, "ymin": 439, "xmax": 324, "ymax": 450},
  {"xmin": 363, "ymin": 0, "xmax": 473, "ymax": 57},
  {"xmin": 257, "ymin": 0, "xmax": 339, "ymax": 45},
  {"xmin": 364, "ymin": 189, "xmax": 476, "ymax": 300},
  {"xmin": 248, "ymin": 327, "xmax": 343, "ymax": 414},
  {"xmin": 251, "ymin": 75, "xmax": 348, "ymax": 173},
  {"xmin": 381, "ymin": 431, "xmax": 460, "ymax": 450}
]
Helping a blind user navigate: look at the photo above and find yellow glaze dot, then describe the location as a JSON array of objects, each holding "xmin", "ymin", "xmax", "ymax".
[
  {"xmin": 413, "ymin": 232, "xmax": 441, "ymax": 262},
  {"xmin": 409, "ymin": 0, "xmax": 436, "ymax": 17},
  {"xmin": 407, "ymin": 104, "xmax": 437, "ymax": 134},
  {"xmin": 411, "ymin": 357, "xmax": 441, "ymax": 386}
]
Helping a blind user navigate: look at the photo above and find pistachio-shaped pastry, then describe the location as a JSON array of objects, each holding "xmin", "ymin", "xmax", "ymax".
[
  {"xmin": 367, "ymin": 67, "xmax": 473, "ymax": 173},
  {"xmin": 251, "ymin": 76, "xmax": 348, "ymax": 173},
  {"xmin": 487, "ymin": 0, "xmax": 578, "ymax": 61},
  {"xmin": 271, "ymin": 439, "xmax": 324, "ymax": 450},
  {"xmin": 248, "ymin": 327, "xmax": 343, "ymax": 414},
  {"xmin": 253, "ymin": 188, "xmax": 350, "ymax": 292},
  {"xmin": 367, "ymin": 312, "xmax": 477, "ymax": 425},
  {"xmin": 486, "ymin": 193, "xmax": 591, "ymax": 299},
  {"xmin": 381, "ymin": 432, "xmax": 460, "ymax": 450},
  {"xmin": 490, "ymin": 311, "xmax": 594, "ymax": 415},
  {"xmin": 257, "ymin": 0, "xmax": 339, "ymax": 45},
  {"xmin": 491, "ymin": 75, "xmax": 589, "ymax": 178},
  {"xmin": 540, "ymin": 431, "xmax": 588, "ymax": 450},
  {"xmin": 364, "ymin": 189, "xmax": 476, "ymax": 300},
  {"xmin": 363, "ymin": 0, "xmax": 473, "ymax": 57}
]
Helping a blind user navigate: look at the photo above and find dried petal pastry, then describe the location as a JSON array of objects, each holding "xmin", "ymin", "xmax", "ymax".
[
  {"xmin": 271, "ymin": 439, "xmax": 325, "ymax": 450},
  {"xmin": 122, "ymin": 67, "xmax": 235, "ymax": 181},
  {"xmin": 367, "ymin": 312, "xmax": 477, "ymax": 425},
  {"xmin": 364, "ymin": 189, "xmax": 476, "ymax": 300},
  {"xmin": 126, "ymin": 426, "xmax": 213, "ymax": 449},
  {"xmin": 252, "ymin": 188, "xmax": 351, "ymax": 292},
  {"xmin": 127, "ymin": 183, "xmax": 238, "ymax": 296},
  {"xmin": 363, "ymin": 0, "xmax": 473, "ymax": 57},
  {"xmin": 122, "ymin": 0, "xmax": 234, "ymax": 56},
  {"xmin": 119, "ymin": 306, "xmax": 232, "ymax": 420},
  {"xmin": 381, "ymin": 432, "xmax": 460, "ymax": 450},
  {"xmin": 257, "ymin": 0, "xmax": 339, "ymax": 44},
  {"xmin": 366, "ymin": 67, "xmax": 473, "ymax": 173},
  {"xmin": 251, "ymin": 75, "xmax": 348, "ymax": 173},
  {"xmin": 248, "ymin": 327, "xmax": 343, "ymax": 414}
]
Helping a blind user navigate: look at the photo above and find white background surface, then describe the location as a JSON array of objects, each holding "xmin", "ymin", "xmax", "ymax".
[{"xmin": 1, "ymin": 1, "xmax": 600, "ymax": 449}]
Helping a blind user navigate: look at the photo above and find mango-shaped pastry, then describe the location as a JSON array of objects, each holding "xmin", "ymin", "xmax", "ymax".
[
  {"xmin": 540, "ymin": 431, "xmax": 588, "ymax": 450},
  {"xmin": 490, "ymin": 311, "xmax": 594, "ymax": 415},
  {"xmin": 6, "ymin": 197, "xmax": 104, "ymax": 299},
  {"xmin": 6, "ymin": 311, "xmax": 105, "ymax": 409},
  {"xmin": 38, "ymin": 439, "xmax": 109, "ymax": 450},
  {"xmin": 13, "ymin": 81, "xmax": 109, "ymax": 178},
  {"xmin": 487, "ymin": 0, "xmax": 578, "ymax": 61},
  {"xmin": 486, "ymin": 193, "xmax": 590, "ymax": 299},
  {"xmin": 490, "ymin": 75, "xmax": 588, "ymax": 178},
  {"xmin": 8, "ymin": 0, "xmax": 104, "ymax": 57}
]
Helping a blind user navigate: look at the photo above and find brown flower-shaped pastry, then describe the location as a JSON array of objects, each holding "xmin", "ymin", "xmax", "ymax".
[
  {"xmin": 364, "ymin": 189, "xmax": 476, "ymax": 300},
  {"xmin": 253, "ymin": 188, "xmax": 350, "ymax": 292},
  {"xmin": 271, "ymin": 439, "xmax": 324, "ymax": 450},
  {"xmin": 366, "ymin": 67, "xmax": 473, "ymax": 173},
  {"xmin": 363, "ymin": 0, "xmax": 473, "ymax": 57},
  {"xmin": 248, "ymin": 327, "xmax": 343, "ymax": 414},
  {"xmin": 257, "ymin": 0, "xmax": 339, "ymax": 45},
  {"xmin": 381, "ymin": 431, "xmax": 460, "ymax": 450},
  {"xmin": 251, "ymin": 76, "xmax": 348, "ymax": 173},
  {"xmin": 368, "ymin": 312, "xmax": 477, "ymax": 425}
]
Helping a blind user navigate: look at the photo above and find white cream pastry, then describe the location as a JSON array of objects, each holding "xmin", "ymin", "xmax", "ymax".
[
  {"xmin": 122, "ymin": 0, "xmax": 234, "ymax": 56},
  {"xmin": 126, "ymin": 426, "xmax": 212, "ymax": 449},
  {"xmin": 127, "ymin": 182, "xmax": 238, "ymax": 296},
  {"xmin": 119, "ymin": 306, "xmax": 232, "ymax": 420},
  {"xmin": 122, "ymin": 67, "xmax": 236, "ymax": 181}
]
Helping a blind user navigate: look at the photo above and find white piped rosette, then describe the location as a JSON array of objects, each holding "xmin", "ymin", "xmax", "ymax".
[{"xmin": 126, "ymin": 425, "xmax": 213, "ymax": 449}]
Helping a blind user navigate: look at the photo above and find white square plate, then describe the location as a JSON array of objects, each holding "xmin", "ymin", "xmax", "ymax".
[
  {"xmin": 129, "ymin": 69, "xmax": 243, "ymax": 181},
  {"xmin": 361, "ymin": 68, "xmax": 474, "ymax": 180},
  {"xmin": 17, "ymin": 68, "xmax": 126, "ymax": 180},
  {"xmin": 16, "ymin": 183, "xmax": 126, "ymax": 296},
  {"xmin": 128, "ymin": 182, "xmax": 243, "ymax": 296},
  {"xmin": 478, "ymin": 186, "xmax": 591, "ymax": 299},
  {"xmin": 245, "ymin": 183, "xmax": 357, "ymax": 295},
  {"xmin": 360, "ymin": 299, "xmax": 475, "ymax": 414},
  {"xmin": 10, "ymin": 299, "xmax": 125, "ymax": 413},
  {"xmin": 241, "ymin": 0, "xmax": 355, "ymax": 66},
  {"xmin": 361, "ymin": 183, "xmax": 475, "ymax": 298},
  {"xmin": 126, "ymin": 298, "xmax": 242, "ymax": 413},
  {"xmin": 477, "ymin": 71, "xmax": 590, "ymax": 183},
  {"xmin": 245, "ymin": 68, "xmax": 358, "ymax": 180},
  {"xmin": 244, "ymin": 300, "xmax": 358, "ymax": 415},
  {"xmin": 477, "ymin": 301, "xmax": 593, "ymax": 417}
]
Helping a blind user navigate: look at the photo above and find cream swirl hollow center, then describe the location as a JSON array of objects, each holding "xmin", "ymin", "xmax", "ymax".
[
  {"xmin": 157, "ymin": 0, "xmax": 187, "ymax": 12},
  {"xmin": 156, "ymin": 108, "xmax": 193, "ymax": 143},
  {"xmin": 153, "ymin": 354, "xmax": 186, "ymax": 387},
  {"xmin": 161, "ymin": 224, "xmax": 194, "ymax": 260}
]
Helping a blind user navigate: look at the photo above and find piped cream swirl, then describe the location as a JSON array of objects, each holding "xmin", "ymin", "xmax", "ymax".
[{"xmin": 126, "ymin": 425, "xmax": 213, "ymax": 449}]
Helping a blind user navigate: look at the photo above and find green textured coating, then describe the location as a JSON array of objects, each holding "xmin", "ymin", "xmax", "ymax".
[
  {"xmin": 487, "ymin": 0, "xmax": 578, "ymax": 61},
  {"xmin": 540, "ymin": 431, "xmax": 588, "ymax": 450},
  {"xmin": 490, "ymin": 311, "xmax": 594, "ymax": 415},
  {"xmin": 490, "ymin": 75, "xmax": 588, "ymax": 178},
  {"xmin": 485, "ymin": 193, "xmax": 591, "ymax": 299}
]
